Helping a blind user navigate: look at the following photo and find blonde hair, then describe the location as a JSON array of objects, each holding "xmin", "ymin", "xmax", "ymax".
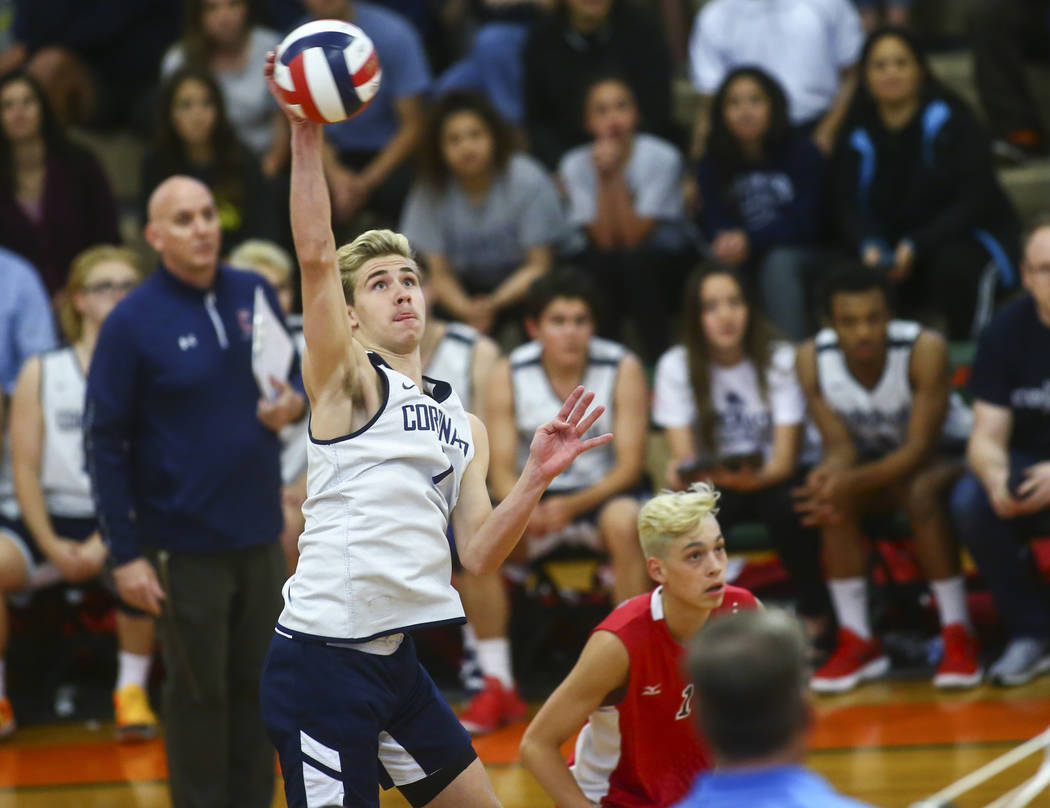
[
  {"xmin": 335, "ymin": 229, "xmax": 414, "ymax": 303},
  {"xmin": 638, "ymin": 482, "xmax": 721, "ymax": 559},
  {"xmin": 229, "ymin": 239, "xmax": 293, "ymax": 282},
  {"xmin": 59, "ymin": 245, "xmax": 143, "ymax": 342}
]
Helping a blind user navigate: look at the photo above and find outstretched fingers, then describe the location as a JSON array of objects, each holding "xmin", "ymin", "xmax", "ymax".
[
  {"xmin": 556, "ymin": 386, "xmax": 585, "ymax": 423},
  {"xmin": 575, "ymin": 403, "xmax": 605, "ymax": 436},
  {"xmin": 580, "ymin": 433, "xmax": 614, "ymax": 452}
]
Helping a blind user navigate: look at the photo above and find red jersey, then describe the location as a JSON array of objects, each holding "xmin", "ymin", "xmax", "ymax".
[{"xmin": 570, "ymin": 585, "xmax": 758, "ymax": 807}]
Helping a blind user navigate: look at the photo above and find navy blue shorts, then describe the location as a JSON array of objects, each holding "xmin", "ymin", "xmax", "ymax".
[{"xmin": 260, "ymin": 631, "xmax": 476, "ymax": 808}]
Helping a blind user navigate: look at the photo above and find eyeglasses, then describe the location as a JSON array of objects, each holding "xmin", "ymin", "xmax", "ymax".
[{"xmin": 82, "ymin": 280, "xmax": 138, "ymax": 295}]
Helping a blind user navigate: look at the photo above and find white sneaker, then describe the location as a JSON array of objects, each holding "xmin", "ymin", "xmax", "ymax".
[{"xmin": 989, "ymin": 638, "xmax": 1050, "ymax": 687}]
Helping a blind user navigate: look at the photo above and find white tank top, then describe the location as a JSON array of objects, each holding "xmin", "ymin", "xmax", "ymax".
[
  {"xmin": 816, "ymin": 320, "xmax": 971, "ymax": 455},
  {"xmin": 40, "ymin": 348, "xmax": 94, "ymax": 517},
  {"xmin": 425, "ymin": 322, "xmax": 478, "ymax": 411},
  {"xmin": 509, "ymin": 337, "xmax": 621, "ymax": 493},
  {"xmin": 277, "ymin": 352, "xmax": 474, "ymax": 642}
]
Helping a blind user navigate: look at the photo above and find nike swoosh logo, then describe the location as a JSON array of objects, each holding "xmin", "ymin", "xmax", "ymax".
[{"xmin": 402, "ymin": 382, "xmax": 415, "ymax": 390}]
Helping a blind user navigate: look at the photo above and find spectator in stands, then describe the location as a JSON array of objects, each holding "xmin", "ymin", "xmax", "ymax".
[
  {"xmin": 654, "ymin": 264, "xmax": 831, "ymax": 644},
  {"xmin": 520, "ymin": 483, "xmax": 759, "ymax": 808},
  {"xmin": 0, "ymin": 0, "xmax": 180, "ymax": 127},
  {"xmin": 950, "ymin": 217, "xmax": 1050, "ymax": 687},
  {"xmin": 0, "ymin": 71, "xmax": 120, "ymax": 297},
  {"xmin": 560, "ymin": 75, "xmax": 692, "ymax": 364},
  {"xmin": 697, "ymin": 68, "xmax": 828, "ymax": 339},
  {"xmin": 434, "ymin": 0, "xmax": 553, "ymax": 125},
  {"xmin": 85, "ymin": 177, "xmax": 303, "ymax": 808},
  {"xmin": 794, "ymin": 264, "xmax": 980, "ymax": 693},
  {"xmin": 829, "ymin": 27, "xmax": 1020, "ymax": 340},
  {"xmin": 229, "ymin": 239, "xmax": 307, "ymax": 574},
  {"xmin": 677, "ymin": 609, "xmax": 877, "ymax": 808},
  {"xmin": 300, "ymin": 0, "xmax": 430, "ymax": 227},
  {"xmin": 523, "ymin": 0, "xmax": 675, "ymax": 170},
  {"xmin": 969, "ymin": 0, "xmax": 1049, "ymax": 165},
  {"xmin": 401, "ymin": 91, "xmax": 563, "ymax": 337},
  {"xmin": 457, "ymin": 270, "xmax": 649, "ymax": 735},
  {"xmin": 162, "ymin": 0, "xmax": 289, "ymax": 178},
  {"xmin": 688, "ymin": 0, "xmax": 864, "ymax": 156},
  {"xmin": 2, "ymin": 246, "xmax": 157, "ymax": 742},
  {"xmin": 853, "ymin": 0, "xmax": 912, "ymax": 33},
  {"xmin": 141, "ymin": 67, "xmax": 277, "ymax": 257}
]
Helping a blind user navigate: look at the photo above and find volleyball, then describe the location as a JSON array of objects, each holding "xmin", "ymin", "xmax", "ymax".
[{"xmin": 273, "ymin": 20, "xmax": 381, "ymax": 124}]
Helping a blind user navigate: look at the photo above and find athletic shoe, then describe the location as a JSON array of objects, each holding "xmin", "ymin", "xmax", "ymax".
[
  {"xmin": 114, "ymin": 684, "xmax": 159, "ymax": 742},
  {"xmin": 988, "ymin": 638, "xmax": 1050, "ymax": 687},
  {"xmin": 0, "ymin": 697, "xmax": 15, "ymax": 740},
  {"xmin": 459, "ymin": 676, "xmax": 526, "ymax": 735},
  {"xmin": 810, "ymin": 628, "xmax": 890, "ymax": 693},
  {"xmin": 933, "ymin": 623, "xmax": 982, "ymax": 689}
]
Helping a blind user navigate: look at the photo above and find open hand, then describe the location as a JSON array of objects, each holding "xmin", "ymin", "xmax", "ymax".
[{"xmin": 527, "ymin": 386, "xmax": 612, "ymax": 483}]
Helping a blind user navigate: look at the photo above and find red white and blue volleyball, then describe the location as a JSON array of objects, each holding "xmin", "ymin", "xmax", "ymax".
[{"xmin": 274, "ymin": 20, "xmax": 381, "ymax": 124}]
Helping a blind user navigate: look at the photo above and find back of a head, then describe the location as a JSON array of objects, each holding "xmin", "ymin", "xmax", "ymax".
[{"xmin": 687, "ymin": 609, "xmax": 809, "ymax": 763}]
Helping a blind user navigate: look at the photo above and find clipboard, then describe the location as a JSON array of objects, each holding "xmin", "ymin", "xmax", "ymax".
[{"xmin": 251, "ymin": 285, "xmax": 294, "ymax": 401}]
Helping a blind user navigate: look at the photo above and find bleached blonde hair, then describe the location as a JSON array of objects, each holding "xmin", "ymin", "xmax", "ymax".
[
  {"xmin": 335, "ymin": 229, "xmax": 415, "ymax": 304},
  {"xmin": 229, "ymin": 239, "xmax": 293, "ymax": 282},
  {"xmin": 638, "ymin": 482, "xmax": 721, "ymax": 559}
]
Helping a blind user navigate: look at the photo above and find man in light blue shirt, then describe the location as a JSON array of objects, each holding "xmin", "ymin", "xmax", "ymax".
[
  {"xmin": 676, "ymin": 610, "xmax": 879, "ymax": 808},
  {"xmin": 0, "ymin": 247, "xmax": 56, "ymax": 394}
]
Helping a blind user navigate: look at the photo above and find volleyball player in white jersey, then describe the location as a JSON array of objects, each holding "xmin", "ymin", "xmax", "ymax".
[
  {"xmin": 793, "ymin": 264, "xmax": 979, "ymax": 693},
  {"xmin": 0, "ymin": 247, "xmax": 157, "ymax": 740},
  {"xmin": 457, "ymin": 270, "xmax": 650, "ymax": 735},
  {"xmin": 261, "ymin": 55, "xmax": 611, "ymax": 808}
]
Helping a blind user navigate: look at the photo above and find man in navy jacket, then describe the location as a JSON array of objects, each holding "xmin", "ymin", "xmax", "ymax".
[{"xmin": 85, "ymin": 176, "xmax": 305, "ymax": 808}]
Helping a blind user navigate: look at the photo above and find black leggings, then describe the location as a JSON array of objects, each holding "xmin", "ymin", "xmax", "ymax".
[{"xmin": 717, "ymin": 476, "xmax": 830, "ymax": 619}]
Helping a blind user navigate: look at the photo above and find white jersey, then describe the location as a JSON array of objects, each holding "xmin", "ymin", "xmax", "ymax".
[
  {"xmin": 425, "ymin": 322, "xmax": 479, "ymax": 411},
  {"xmin": 816, "ymin": 320, "xmax": 971, "ymax": 456},
  {"xmin": 509, "ymin": 337, "xmax": 621, "ymax": 493},
  {"xmin": 39, "ymin": 348, "xmax": 94, "ymax": 517},
  {"xmin": 278, "ymin": 314, "xmax": 308, "ymax": 484},
  {"xmin": 277, "ymin": 353, "xmax": 475, "ymax": 642}
]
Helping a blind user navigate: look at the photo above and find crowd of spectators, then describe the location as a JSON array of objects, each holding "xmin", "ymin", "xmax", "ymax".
[{"xmin": 0, "ymin": 0, "xmax": 1048, "ymax": 803}]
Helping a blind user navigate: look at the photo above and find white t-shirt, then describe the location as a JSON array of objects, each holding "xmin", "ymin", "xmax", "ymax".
[
  {"xmin": 559, "ymin": 133, "xmax": 685, "ymax": 228},
  {"xmin": 652, "ymin": 342, "xmax": 807, "ymax": 461},
  {"xmin": 688, "ymin": 0, "xmax": 863, "ymax": 124}
]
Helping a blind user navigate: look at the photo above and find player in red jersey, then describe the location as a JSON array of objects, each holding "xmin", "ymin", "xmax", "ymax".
[{"xmin": 520, "ymin": 482, "xmax": 758, "ymax": 807}]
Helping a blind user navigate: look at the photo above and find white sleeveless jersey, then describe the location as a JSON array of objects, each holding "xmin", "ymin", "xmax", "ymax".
[
  {"xmin": 277, "ymin": 353, "xmax": 475, "ymax": 642},
  {"xmin": 816, "ymin": 320, "xmax": 971, "ymax": 456},
  {"xmin": 510, "ymin": 337, "xmax": 621, "ymax": 492},
  {"xmin": 278, "ymin": 314, "xmax": 308, "ymax": 484},
  {"xmin": 39, "ymin": 348, "xmax": 94, "ymax": 517},
  {"xmin": 425, "ymin": 322, "xmax": 479, "ymax": 411}
]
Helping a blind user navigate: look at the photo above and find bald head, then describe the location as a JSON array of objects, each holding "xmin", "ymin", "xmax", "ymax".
[
  {"xmin": 144, "ymin": 176, "xmax": 222, "ymax": 286},
  {"xmin": 148, "ymin": 176, "xmax": 214, "ymax": 224}
]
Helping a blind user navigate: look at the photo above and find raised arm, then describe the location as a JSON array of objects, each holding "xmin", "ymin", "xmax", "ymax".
[
  {"xmin": 520, "ymin": 630, "xmax": 630, "ymax": 808},
  {"xmin": 265, "ymin": 52, "xmax": 361, "ymax": 403}
]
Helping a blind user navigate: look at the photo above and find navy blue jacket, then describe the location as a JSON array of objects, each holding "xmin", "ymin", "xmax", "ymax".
[{"xmin": 85, "ymin": 264, "xmax": 303, "ymax": 565}]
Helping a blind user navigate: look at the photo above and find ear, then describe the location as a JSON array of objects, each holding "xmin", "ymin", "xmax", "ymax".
[
  {"xmin": 646, "ymin": 556, "xmax": 666, "ymax": 585},
  {"xmin": 524, "ymin": 317, "xmax": 540, "ymax": 341},
  {"xmin": 144, "ymin": 222, "xmax": 163, "ymax": 253},
  {"xmin": 346, "ymin": 303, "xmax": 359, "ymax": 330}
]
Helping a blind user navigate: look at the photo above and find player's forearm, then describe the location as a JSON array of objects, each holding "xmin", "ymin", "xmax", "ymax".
[
  {"xmin": 12, "ymin": 463, "xmax": 59, "ymax": 551},
  {"xmin": 968, "ymin": 432, "xmax": 1010, "ymax": 493},
  {"xmin": 519, "ymin": 738, "xmax": 594, "ymax": 808},
  {"xmin": 290, "ymin": 125, "xmax": 337, "ymax": 271},
  {"xmin": 460, "ymin": 459, "xmax": 551, "ymax": 574},
  {"xmin": 849, "ymin": 442, "xmax": 929, "ymax": 494}
]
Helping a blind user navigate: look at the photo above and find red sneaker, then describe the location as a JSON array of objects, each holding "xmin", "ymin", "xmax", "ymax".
[
  {"xmin": 934, "ymin": 623, "xmax": 982, "ymax": 689},
  {"xmin": 810, "ymin": 628, "xmax": 889, "ymax": 693},
  {"xmin": 460, "ymin": 676, "xmax": 526, "ymax": 734},
  {"xmin": 0, "ymin": 697, "xmax": 15, "ymax": 740}
]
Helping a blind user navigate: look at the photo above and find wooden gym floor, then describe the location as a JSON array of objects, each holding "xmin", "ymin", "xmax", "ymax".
[{"xmin": 1, "ymin": 675, "xmax": 1048, "ymax": 807}]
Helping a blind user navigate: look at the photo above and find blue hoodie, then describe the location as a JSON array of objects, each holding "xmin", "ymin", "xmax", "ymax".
[{"xmin": 85, "ymin": 264, "xmax": 303, "ymax": 565}]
